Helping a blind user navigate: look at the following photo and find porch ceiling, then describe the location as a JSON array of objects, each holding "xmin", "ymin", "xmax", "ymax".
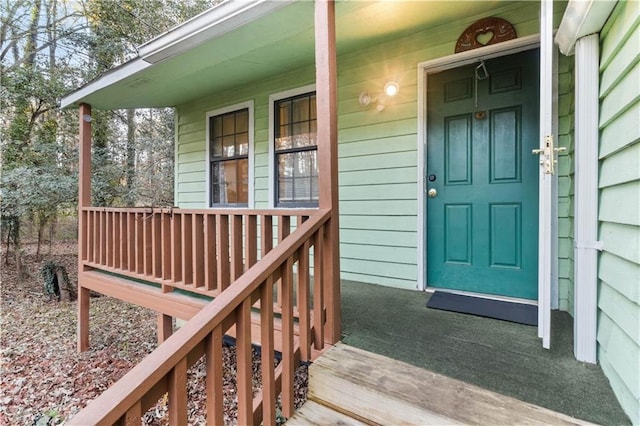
[{"xmin": 62, "ymin": 0, "xmax": 512, "ymax": 110}]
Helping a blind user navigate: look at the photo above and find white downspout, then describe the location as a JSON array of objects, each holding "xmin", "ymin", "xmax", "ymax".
[{"xmin": 573, "ymin": 33, "xmax": 602, "ymax": 363}]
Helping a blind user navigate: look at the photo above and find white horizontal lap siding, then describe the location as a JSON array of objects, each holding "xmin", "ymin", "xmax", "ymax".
[{"xmin": 597, "ymin": 1, "xmax": 640, "ymax": 423}]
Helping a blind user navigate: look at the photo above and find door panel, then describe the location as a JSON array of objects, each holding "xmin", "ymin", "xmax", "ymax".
[{"xmin": 426, "ymin": 49, "xmax": 539, "ymax": 300}]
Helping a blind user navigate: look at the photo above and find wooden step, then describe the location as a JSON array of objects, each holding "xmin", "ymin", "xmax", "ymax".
[
  {"xmin": 299, "ymin": 343, "xmax": 594, "ymax": 426},
  {"xmin": 287, "ymin": 400, "xmax": 367, "ymax": 426}
]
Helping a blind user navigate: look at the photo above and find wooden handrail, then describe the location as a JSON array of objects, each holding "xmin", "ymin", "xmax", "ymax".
[{"xmin": 69, "ymin": 208, "xmax": 332, "ymax": 425}]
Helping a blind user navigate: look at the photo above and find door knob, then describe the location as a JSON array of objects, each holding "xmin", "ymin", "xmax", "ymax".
[{"xmin": 428, "ymin": 188, "xmax": 437, "ymax": 198}]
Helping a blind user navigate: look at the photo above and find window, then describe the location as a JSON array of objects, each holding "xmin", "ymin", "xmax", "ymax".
[
  {"xmin": 274, "ymin": 92, "xmax": 318, "ymax": 207},
  {"xmin": 209, "ymin": 108, "xmax": 249, "ymax": 206}
]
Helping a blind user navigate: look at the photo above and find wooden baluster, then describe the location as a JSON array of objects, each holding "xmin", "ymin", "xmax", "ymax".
[
  {"xmin": 298, "ymin": 241, "xmax": 311, "ymax": 361},
  {"xmin": 182, "ymin": 213, "xmax": 193, "ymax": 286},
  {"xmin": 161, "ymin": 211, "xmax": 171, "ymax": 283},
  {"xmin": 172, "ymin": 213, "xmax": 183, "ymax": 284},
  {"xmin": 281, "ymin": 257, "xmax": 295, "ymax": 417},
  {"xmin": 105, "ymin": 211, "xmax": 112, "ymax": 267},
  {"xmin": 206, "ymin": 326, "xmax": 224, "ymax": 425},
  {"xmin": 217, "ymin": 215, "xmax": 230, "ymax": 291},
  {"xmin": 128, "ymin": 212, "xmax": 135, "ymax": 273},
  {"xmin": 276, "ymin": 216, "xmax": 290, "ymax": 310},
  {"xmin": 136, "ymin": 213, "xmax": 144, "ymax": 274},
  {"xmin": 204, "ymin": 214, "xmax": 217, "ymax": 291},
  {"xmin": 168, "ymin": 357, "xmax": 188, "ymax": 425},
  {"xmin": 113, "ymin": 212, "xmax": 121, "ymax": 269},
  {"xmin": 152, "ymin": 212, "xmax": 162, "ymax": 279},
  {"xmin": 193, "ymin": 214, "xmax": 204, "ymax": 287},
  {"xmin": 112, "ymin": 211, "xmax": 118, "ymax": 268},
  {"xmin": 261, "ymin": 215, "xmax": 273, "ymax": 259},
  {"xmin": 100, "ymin": 210, "xmax": 107, "ymax": 265},
  {"xmin": 157, "ymin": 313, "xmax": 173, "ymax": 344},
  {"xmin": 144, "ymin": 211, "xmax": 152, "ymax": 276},
  {"xmin": 86, "ymin": 210, "xmax": 93, "ymax": 263},
  {"xmin": 245, "ymin": 215, "xmax": 257, "ymax": 270},
  {"xmin": 119, "ymin": 211, "xmax": 126, "ymax": 270},
  {"xmin": 231, "ymin": 215, "xmax": 243, "ymax": 281},
  {"xmin": 121, "ymin": 401, "xmax": 141, "ymax": 425},
  {"xmin": 236, "ymin": 297, "xmax": 253, "ymax": 426},
  {"xmin": 261, "ymin": 277, "xmax": 276, "ymax": 425},
  {"xmin": 313, "ymin": 228, "xmax": 324, "ymax": 349}
]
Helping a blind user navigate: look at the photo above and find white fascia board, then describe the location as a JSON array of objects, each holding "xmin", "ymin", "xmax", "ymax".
[
  {"xmin": 59, "ymin": 58, "xmax": 151, "ymax": 108},
  {"xmin": 555, "ymin": 0, "xmax": 617, "ymax": 56},
  {"xmin": 139, "ymin": 0, "xmax": 295, "ymax": 64}
]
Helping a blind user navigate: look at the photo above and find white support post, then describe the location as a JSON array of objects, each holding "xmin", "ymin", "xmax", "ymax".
[
  {"xmin": 538, "ymin": 0, "xmax": 554, "ymax": 349},
  {"xmin": 573, "ymin": 34, "xmax": 600, "ymax": 364}
]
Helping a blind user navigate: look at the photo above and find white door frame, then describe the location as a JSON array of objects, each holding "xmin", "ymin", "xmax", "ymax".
[{"xmin": 416, "ymin": 34, "xmax": 559, "ymax": 339}]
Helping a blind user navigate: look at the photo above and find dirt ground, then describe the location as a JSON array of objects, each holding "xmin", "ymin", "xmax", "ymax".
[{"xmin": 0, "ymin": 242, "xmax": 307, "ymax": 425}]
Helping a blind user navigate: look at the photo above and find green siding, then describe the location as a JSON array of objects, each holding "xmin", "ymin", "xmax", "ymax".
[
  {"xmin": 557, "ymin": 54, "xmax": 575, "ymax": 313},
  {"xmin": 598, "ymin": 1, "xmax": 640, "ymax": 423},
  {"xmin": 174, "ymin": 2, "xmax": 566, "ymax": 290}
]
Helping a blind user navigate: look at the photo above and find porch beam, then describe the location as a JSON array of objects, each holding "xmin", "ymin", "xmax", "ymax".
[
  {"xmin": 78, "ymin": 103, "xmax": 92, "ymax": 352},
  {"xmin": 314, "ymin": 0, "xmax": 341, "ymax": 344}
]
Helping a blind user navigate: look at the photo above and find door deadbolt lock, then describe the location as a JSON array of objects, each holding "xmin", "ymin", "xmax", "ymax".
[{"xmin": 428, "ymin": 188, "xmax": 437, "ymax": 198}]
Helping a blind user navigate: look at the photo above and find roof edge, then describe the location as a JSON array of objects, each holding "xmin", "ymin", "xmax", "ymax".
[
  {"xmin": 555, "ymin": 0, "xmax": 617, "ymax": 56},
  {"xmin": 138, "ymin": 0, "xmax": 294, "ymax": 64},
  {"xmin": 60, "ymin": 58, "xmax": 151, "ymax": 109}
]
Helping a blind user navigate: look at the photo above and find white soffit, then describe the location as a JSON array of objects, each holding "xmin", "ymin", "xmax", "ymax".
[{"xmin": 555, "ymin": 0, "xmax": 617, "ymax": 55}]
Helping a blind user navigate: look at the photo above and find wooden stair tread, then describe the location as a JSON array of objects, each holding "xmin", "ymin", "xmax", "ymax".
[
  {"xmin": 305, "ymin": 343, "xmax": 594, "ymax": 426},
  {"xmin": 286, "ymin": 400, "xmax": 367, "ymax": 426}
]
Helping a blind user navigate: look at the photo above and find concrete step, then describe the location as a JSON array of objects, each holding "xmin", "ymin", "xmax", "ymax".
[{"xmin": 290, "ymin": 343, "xmax": 594, "ymax": 425}]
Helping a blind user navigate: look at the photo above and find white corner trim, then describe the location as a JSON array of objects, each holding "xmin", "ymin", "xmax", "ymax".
[
  {"xmin": 267, "ymin": 83, "xmax": 316, "ymax": 208},
  {"xmin": 60, "ymin": 59, "xmax": 151, "ymax": 108},
  {"xmin": 139, "ymin": 0, "xmax": 294, "ymax": 64},
  {"xmin": 555, "ymin": 0, "xmax": 616, "ymax": 56},
  {"xmin": 416, "ymin": 34, "xmax": 541, "ymax": 291},
  {"xmin": 573, "ymin": 34, "xmax": 600, "ymax": 364},
  {"xmin": 205, "ymin": 100, "xmax": 255, "ymax": 208}
]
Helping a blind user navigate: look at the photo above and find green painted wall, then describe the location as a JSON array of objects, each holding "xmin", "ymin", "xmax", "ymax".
[
  {"xmin": 557, "ymin": 54, "xmax": 575, "ymax": 314},
  {"xmin": 597, "ymin": 1, "xmax": 640, "ymax": 423},
  {"xmin": 175, "ymin": 2, "xmax": 568, "ymax": 290}
]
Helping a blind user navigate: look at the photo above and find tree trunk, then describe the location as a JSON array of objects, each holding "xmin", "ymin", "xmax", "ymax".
[{"xmin": 57, "ymin": 269, "xmax": 71, "ymax": 302}]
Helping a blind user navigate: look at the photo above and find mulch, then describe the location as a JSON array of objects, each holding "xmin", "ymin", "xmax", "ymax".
[{"xmin": 0, "ymin": 242, "xmax": 307, "ymax": 425}]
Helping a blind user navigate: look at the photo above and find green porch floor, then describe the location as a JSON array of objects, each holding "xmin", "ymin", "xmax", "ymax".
[{"xmin": 340, "ymin": 280, "xmax": 630, "ymax": 425}]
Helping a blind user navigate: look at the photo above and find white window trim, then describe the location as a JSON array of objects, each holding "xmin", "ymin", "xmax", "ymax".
[
  {"xmin": 267, "ymin": 83, "xmax": 317, "ymax": 208},
  {"xmin": 205, "ymin": 100, "xmax": 255, "ymax": 208}
]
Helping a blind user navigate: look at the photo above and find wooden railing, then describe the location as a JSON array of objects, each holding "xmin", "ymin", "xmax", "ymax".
[
  {"xmin": 70, "ymin": 208, "xmax": 332, "ymax": 425},
  {"xmin": 80, "ymin": 207, "xmax": 315, "ymax": 300}
]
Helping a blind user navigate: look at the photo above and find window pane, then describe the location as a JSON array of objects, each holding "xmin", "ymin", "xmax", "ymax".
[
  {"xmin": 277, "ymin": 150, "xmax": 318, "ymax": 204},
  {"xmin": 278, "ymin": 102, "xmax": 290, "ymax": 126},
  {"xmin": 212, "ymin": 116, "xmax": 222, "ymax": 137},
  {"xmin": 212, "ymin": 137, "xmax": 223, "ymax": 157},
  {"xmin": 292, "ymin": 96, "xmax": 310, "ymax": 122},
  {"xmin": 237, "ymin": 158, "xmax": 248, "ymax": 204},
  {"xmin": 222, "ymin": 114, "xmax": 235, "ymax": 136},
  {"xmin": 292, "ymin": 122, "xmax": 311, "ymax": 148},
  {"xmin": 276, "ymin": 124, "xmax": 292, "ymax": 150},
  {"xmin": 222, "ymin": 135, "xmax": 235, "ymax": 157},
  {"xmin": 310, "ymin": 95, "xmax": 317, "ymax": 119},
  {"xmin": 236, "ymin": 110, "xmax": 248, "ymax": 133},
  {"xmin": 237, "ymin": 132, "xmax": 249, "ymax": 155}
]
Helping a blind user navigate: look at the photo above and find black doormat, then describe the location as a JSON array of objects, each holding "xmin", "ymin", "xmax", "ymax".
[{"xmin": 427, "ymin": 291, "xmax": 538, "ymax": 326}]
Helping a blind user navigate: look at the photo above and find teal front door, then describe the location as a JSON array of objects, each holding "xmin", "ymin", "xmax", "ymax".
[{"xmin": 426, "ymin": 49, "xmax": 539, "ymax": 300}]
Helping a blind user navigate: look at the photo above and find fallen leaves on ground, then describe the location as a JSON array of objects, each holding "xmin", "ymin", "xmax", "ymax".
[{"xmin": 0, "ymin": 242, "xmax": 307, "ymax": 425}]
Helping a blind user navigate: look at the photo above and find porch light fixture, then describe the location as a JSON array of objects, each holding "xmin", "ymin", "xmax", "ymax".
[{"xmin": 359, "ymin": 80, "xmax": 400, "ymax": 111}]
